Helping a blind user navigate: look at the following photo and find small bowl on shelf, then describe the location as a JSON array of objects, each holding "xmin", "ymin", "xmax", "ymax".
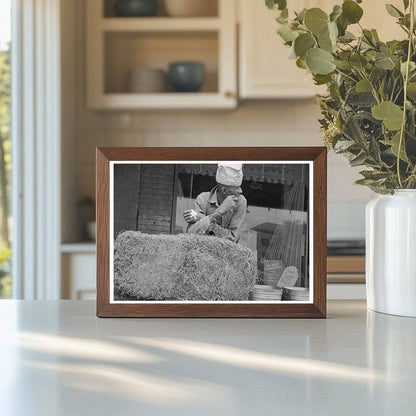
[
  {"xmin": 127, "ymin": 68, "xmax": 167, "ymax": 93},
  {"xmin": 168, "ymin": 62, "xmax": 205, "ymax": 93},
  {"xmin": 164, "ymin": 0, "xmax": 217, "ymax": 17},
  {"xmin": 114, "ymin": 0, "xmax": 158, "ymax": 17}
]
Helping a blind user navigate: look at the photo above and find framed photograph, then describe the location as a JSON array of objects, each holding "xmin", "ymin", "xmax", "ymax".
[{"xmin": 96, "ymin": 147, "xmax": 327, "ymax": 318}]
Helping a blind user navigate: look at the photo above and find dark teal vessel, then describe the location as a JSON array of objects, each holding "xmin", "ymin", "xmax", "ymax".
[
  {"xmin": 114, "ymin": 0, "xmax": 158, "ymax": 17},
  {"xmin": 169, "ymin": 62, "xmax": 205, "ymax": 92}
]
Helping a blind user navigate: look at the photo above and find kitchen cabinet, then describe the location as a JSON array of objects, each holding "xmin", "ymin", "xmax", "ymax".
[
  {"xmin": 86, "ymin": 0, "xmax": 237, "ymax": 109},
  {"xmin": 239, "ymin": 0, "xmax": 325, "ymax": 99},
  {"xmin": 61, "ymin": 244, "xmax": 96, "ymax": 300},
  {"xmin": 238, "ymin": 0, "xmax": 404, "ymax": 99}
]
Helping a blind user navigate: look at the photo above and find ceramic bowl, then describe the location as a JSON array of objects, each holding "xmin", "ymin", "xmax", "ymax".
[
  {"xmin": 127, "ymin": 68, "xmax": 167, "ymax": 93},
  {"xmin": 168, "ymin": 62, "xmax": 205, "ymax": 93},
  {"xmin": 114, "ymin": 0, "xmax": 158, "ymax": 17}
]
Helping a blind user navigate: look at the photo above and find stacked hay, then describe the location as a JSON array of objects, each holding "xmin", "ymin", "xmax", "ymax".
[{"xmin": 114, "ymin": 231, "xmax": 257, "ymax": 301}]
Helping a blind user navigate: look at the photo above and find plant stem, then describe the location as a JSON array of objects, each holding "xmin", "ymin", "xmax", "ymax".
[
  {"xmin": 397, "ymin": 0, "xmax": 415, "ymax": 188},
  {"xmin": 358, "ymin": 69, "xmax": 380, "ymax": 104},
  {"xmin": 334, "ymin": 68, "xmax": 357, "ymax": 83}
]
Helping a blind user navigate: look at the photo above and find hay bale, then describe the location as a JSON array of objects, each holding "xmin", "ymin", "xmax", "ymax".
[{"xmin": 114, "ymin": 231, "xmax": 257, "ymax": 301}]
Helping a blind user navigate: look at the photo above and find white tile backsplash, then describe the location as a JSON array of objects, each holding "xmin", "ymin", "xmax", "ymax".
[{"xmin": 73, "ymin": 99, "xmax": 371, "ymax": 240}]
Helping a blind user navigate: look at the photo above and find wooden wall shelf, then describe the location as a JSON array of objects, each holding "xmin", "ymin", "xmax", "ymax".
[
  {"xmin": 101, "ymin": 17, "xmax": 221, "ymax": 32},
  {"xmin": 327, "ymin": 256, "xmax": 366, "ymax": 284},
  {"xmin": 327, "ymin": 256, "xmax": 365, "ymax": 274},
  {"xmin": 86, "ymin": 0, "xmax": 236, "ymax": 109}
]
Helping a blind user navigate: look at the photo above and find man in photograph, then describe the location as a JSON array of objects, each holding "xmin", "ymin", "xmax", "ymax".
[{"xmin": 183, "ymin": 163, "xmax": 247, "ymax": 243}]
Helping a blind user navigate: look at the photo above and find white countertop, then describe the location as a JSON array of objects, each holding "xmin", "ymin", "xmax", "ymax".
[{"xmin": 0, "ymin": 300, "xmax": 415, "ymax": 415}]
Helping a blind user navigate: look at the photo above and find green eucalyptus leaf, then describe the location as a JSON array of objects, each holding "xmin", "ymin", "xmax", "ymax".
[
  {"xmin": 334, "ymin": 139, "xmax": 356, "ymax": 152},
  {"xmin": 371, "ymin": 29, "xmax": 380, "ymax": 42},
  {"xmin": 407, "ymin": 82, "xmax": 416, "ymax": 99},
  {"xmin": 349, "ymin": 92, "xmax": 376, "ymax": 107},
  {"xmin": 393, "ymin": 61, "xmax": 402, "ymax": 78},
  {"xmin": 266, "ymin": 0, "xmax": 287, "ymax": 11},
  {"xmin": 342, "ymin": 0, "xmax": 364, "ymax": 24},
  {"xmin": 398, "ymin": 14, "xmax": 411, "ymax": 29},
  {"xmin": 350, "ymin": 152, "xmax": 368, "ymax": 167},
  {"xmin": 356, "ymin": 79, "xmax": 372, "ymax": 92},
  {"xmin": 329, "ymin": 82, "xmax": 341, "ymax": 101},
  {"xmin": 401, "ymin": 61, "xmax": 416, "ymax": 76},
  {"xmin": 280, "ymin": 8, "xmax": 289, "ymax": 19},
  {"xmin": 276, "ymin": 14, "xmax": 288, "ymax": 24},
  {"xmin": 313, "ymin": 74, "xmax": 332, "ymax": 85},
  {"xmin": 350, "ymin": 53, "xmax": 368, "ymax": 69},
  {"xmin": 369, "ymin": 136, "xmax": 381, "ymax": 162},
  {"xmin": 296, "ymin": 57, "xmax": 307, "ymax": 69},
  {"xmin": 370, "ymin": 67, "xmax": 386, "ymax": 84},
  {"xmin": 306, "ymin": 48, "xmax": 335, "ymax": 75},
  {"xmin": 344, "ymin": 113, "xmax": 369, "ymax": 147},
  {"xmin": 339, "ymin": 31, "xmax": 356, "ymax": 43},
  {"xmin": 277, "ymin": 23, "xmax": 299, "ymax": 42},
  {"xmin": 295, "ymin": 8, "xmax": 307, "ymax": 22},
  {"xmin": 363, "ymin": 29, "xmax": 374, "ymax": 44},
  {"xmin": 333, "ymin": 59, "xmax": 353, "ymax": 70},
  {"xmin": 359, "ymin": 170, "xmax": 391, "ymax": 180},
  {"xmin": 328, "ymin": 21, "xmax": 338, "ymax": 44},
  {"xmin": 375, "ymin": 56, "xmax": 396, "ymax": 70},
  {"xmin": 318, "ymin": 31, "xmax": 334, "ymax": 52},
  {"xmin": 294, "ymin": 33, "xmax": 315, "ymax": 57},
  {"xmin": 372, "ymin": 101, "xmax": 403, "ymax": 130},
  {"xmin": 355, "ymin": 178, "xmax": 377, "ymax": 185},
  {"xmin": 336, "ymin": 15, "xmax": 348, "ymax": 36},
  {"xmin": 304, "ymin": 8, "xmax": 329, "ymax": 35},
  {"xmin": 330, "ymin": 5, "xmax": 343, "ymax": 22},
  {"xmin": 382, "ymin": 132, "xmax": 409, "ymax": 162},
  {"xmin": 385, "ymin": 4, "xmax": 404, "ymax": 18}
]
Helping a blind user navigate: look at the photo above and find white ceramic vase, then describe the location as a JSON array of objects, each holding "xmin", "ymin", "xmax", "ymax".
[{"xmin": 366, "ymin": 190, "xmax": 416, "ymax": 317}]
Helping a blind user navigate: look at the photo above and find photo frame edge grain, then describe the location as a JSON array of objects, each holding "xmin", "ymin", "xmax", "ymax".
[{"xmin": 96, "ymin": 147, "xmax": 327, "ymax": 318}]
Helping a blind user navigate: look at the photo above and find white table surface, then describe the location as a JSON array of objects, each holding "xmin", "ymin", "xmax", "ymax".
[{"xmin": 0, "ymin": 300, "xmax": 415, "ymax": 416}]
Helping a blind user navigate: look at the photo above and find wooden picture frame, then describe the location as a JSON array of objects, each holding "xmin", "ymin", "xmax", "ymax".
[{"xmin": 96, "ymin": 147, "xmax": 327, "ymax": 318}]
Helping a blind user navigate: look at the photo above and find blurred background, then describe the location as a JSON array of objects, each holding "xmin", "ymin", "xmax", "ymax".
[{"xmin": 1, "ymin": 0, "xmax": 404, "ymax": 301}]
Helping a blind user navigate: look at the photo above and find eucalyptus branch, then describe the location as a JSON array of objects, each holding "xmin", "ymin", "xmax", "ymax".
[
  {"xmin": 267, "ymin": 0, "xmax": 416, "ymax": 193},
  {"xmin": 397, "ymin": 0, "xmax": 415, "ymax": 187},
  {"xmin": 390, "ymin": 79, "xmax": 398, "ymax": 101},
  {"xmin": 334, "ymin": 68, "xmax": 358, "ymax": 83},
  {"xmin": 358, "ymin": 69, "xmax": 381, "ymax": 104},
  {"xmin": 358, "ymin": 22, "xmax": 378, "ymax": 49}
]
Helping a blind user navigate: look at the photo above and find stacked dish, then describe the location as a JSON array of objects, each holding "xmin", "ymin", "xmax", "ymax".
[
  {"xmin": 251, "ymin": 285, "xmax": 283, "ymax": 301},
  {"xmin": 282, "ymin": 287, "xmax": 310, "ymax": 301},
  {"xmin": 127, "ymin": 68, "xmax": 167, "ymax": 93}
]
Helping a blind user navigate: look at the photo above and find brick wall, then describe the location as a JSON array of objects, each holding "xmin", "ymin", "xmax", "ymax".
[
  {"xmin": 113, "ymin": 164, "xmax": 141, "ymax": 237},
  {"xmin": 137, "ymin": 164, "xmax": 175, "ymax": 234}
]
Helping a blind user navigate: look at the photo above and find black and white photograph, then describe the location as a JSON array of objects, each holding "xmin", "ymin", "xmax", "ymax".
[{"xmin": 110, "ymin": 161, "xmax": 313, "ymax": 303}]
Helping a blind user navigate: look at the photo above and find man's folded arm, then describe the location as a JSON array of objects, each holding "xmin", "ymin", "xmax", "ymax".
[
  {"xmin": 210, "ymin": 198, "xmax": 247, "ymax": 242},
  {"xmin": 186, "ymin": 194, "xmax": 210, "ymax": 234}
]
